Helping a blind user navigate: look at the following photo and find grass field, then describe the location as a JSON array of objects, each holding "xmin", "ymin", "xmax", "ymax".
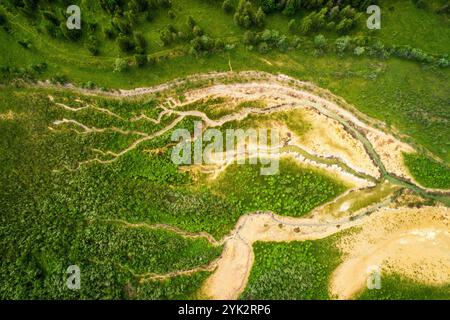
[
  {"xmin": 403, "ymin": 153, "xmax": 450, "ymax": 189},
  {"xmin": 212, "ymin": 157, "xmax": 348, "ymax": 217},
  {"xmin": 240, "ymin": 238, "xmax": 341, "ymax": 300}
]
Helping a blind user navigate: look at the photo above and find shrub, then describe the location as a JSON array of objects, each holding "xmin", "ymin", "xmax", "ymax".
[
  {"xmin": 103, "ymin": 25, "xmax": 115, "ymax": 39},
  {"xmin": 288, "ymin": 19, "xmax": 296, "ymax": 33},
  {"xmin": 335, "ymin": 36, "xmax": 351, "ymax": 55},
  {"xmin": 258, "ymin": 42, "xmax": 269, "ymax": 54},
  {"xmin": 255, "ymin": 7, "xmax": 266, "ymax": 28},
  {"xmin": 51, "ymin": 74, "xmax": 68, "ymax": 84},
  {"xmin": 243, "ymin": 30, "xmax": 256, "ymax": 45},
  {"xmin": 113, "ymin": 58, "xmax": 128, "ymax": 72},
  {"xmin": 117, "ymin": 34, "xmax": 135, "ymax": 53},
  {"xmin": 87, "ymin": 35, "xmax": 100, "ymax": 56},
  {"xmin": 134, "ymin": 54, "xmax": 147, "ymax": 67},
  {"xmin": 147, "ymin": 56, "xmax": 157, "ymax": 65},
  {"xmin": 168, "ymin": 10, "xmax": 176, "ymax": 19},
  {"xmin": 0, "ymin": 11, "xmax": 6, "ymax": 26},
  {"xmin": 133, "ymin": 31, "xmax": 147, "ymax": 53},
  {"xmin": 354, "ymin": 46, "xmax": 365, "ymax": 56},
  {"xmin": 60, "ymin": 23, "xmax": 82, "ymax": 41},
  {"xmin": 18, "ymin": 39, "xmax": 32, "ymax": 49},
  {"xmin": 313, "ymin": 34, "xmax": 327, "ymax": 50},
  {"xmin": 222, "ymin": 0, "xmax": 233, "ymax": 13},
  {"xmin": 193, "ymin": 25, "xmax": 204, "ymax": 37}
]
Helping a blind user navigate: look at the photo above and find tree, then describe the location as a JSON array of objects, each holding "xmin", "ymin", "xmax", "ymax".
[
  {"xmin": 313, "ymin": 34, "xmax": 327, "ymax": 50},
  {"xmin": 336, "ymin": 18, "xmax": 353, "ymax": 34},
  {"xmin": 335, "ymin": 36, "xmax": 351, "ymax": 55},
  {"xmin": 87, "ymin": 35, "xmax": 100, "ymax": 56},
  {"xmin": 103, "ymin": 24, "xmax": 115, "ymax": 39},
  {"xmin": 283, "ymin": 0, "xmax": 298, "ymax": 16},
  {"xmin": 412, "ymin": 0, "xmax": 427, "ymax": 9},
  {"xmin": 326, "ymin": 21, "xmax": 335, "ymax": 30},
  {"xmin": 300, "ymin": 17, "xmax": 313, "ymax": 34},
  {"xmin": 187, "ymin": 16, "xmax": 196, "ymax": 29},
  {"xmin": 354, "ymin": 46, "xmax": 365, "ymax": 56},
  {"xmin": 134, "ymin": 54, "xmax": 147, "ymax": 67},
  {"xmin": 160, "ymin": 28, "xmax": 174, "ymax": 46},
  {"xmin": 234, "ymin": 0, "xmax": 255, "ymax": 29},
  {"xmin": 243, "ymin": 30, "xmax": 256, "ymax": 45},
  {"xmin": 258, "ymin": 42, "xmax": 269, "ymax": 54},
  {"xmin": 129, "ymin": 0, "xmax": 148, "ymax": 13},
  {"xmin": 147, "ymin": 55, "xmax": 158, "ymax": 65},
  {"xmin": 276, "ymin": 35, "xmax": 288, "ymax": 52},
  {"xmin": 193, "ymin": 25, "xmax": 204, "ymax": 37},
  {"xmin": 0, "ymin": 11, "xmax": 6, "ymax": 26},
  {"xmin": 255, "ymin": 7, "xmax": 266, "ymax": 28},
  {"xmin": 288, "ymin": 19, "xmax": 296, "ymax": 33},
  {"xmin": 222, "ymin": 0, "xmax": 233, "ymax": 13},
  {"xmin": 329, "ymin": 6, "xmax": 339, "ymax": 20},
  {"xmin": 117, "ymin": 34, "xmax": 135, "ymax": 53},
  {"xmin": 60, "ymin": 22, "xmax": 82, "ymax": 41},
  {"xmin": 133, "ymin": 31, "xmax": 147, "ymax": 53},
  {"xmin": 260, "ymin": 0, "xmax": 277, "ymax": 13},
  {"xmin": 112, "ymin": 15, "xmax": 131, "ymax": 34},
  {"xmin": 113, "ymin": 58, "xmax": 128, "ymax": 72},
  {"xmin": 215, "ymin": 39, "xmax": 225, "ymax": 50}
]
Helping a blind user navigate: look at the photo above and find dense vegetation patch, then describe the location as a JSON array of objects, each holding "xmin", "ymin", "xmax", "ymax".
[
  {"xmin": 240, "ymin": 237, "xmax": 341, "ymax": 299},
  {"xmin": 0, "ymin": 87, "xmax": 223, "ymax": 299},
  {"xmin": 404, "ymin": 153, "xmax": 450, "ymax": 189},
  {"xmin": 213, "ymin": 157, "xmax": 348, "ymax": 216}
]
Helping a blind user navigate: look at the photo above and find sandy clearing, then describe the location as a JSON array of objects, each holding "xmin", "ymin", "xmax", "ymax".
[
  {"xmin": 202, "ymin": 238, "xmax": 254, "ymax": 300},
  {"xmin": 297, "ymin": 107, "xmax": 380, "ymax": 178},
  {"xmin": 330, "ymin": 206, "xmax": 450, "ymax": 299},
  {"xmin": 365, "ymin": 129, "xmax": 415, "ymax": 180},
  {"xmin": 340, "ymin": 202, "xmax": 351, "ymax": 212}
]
